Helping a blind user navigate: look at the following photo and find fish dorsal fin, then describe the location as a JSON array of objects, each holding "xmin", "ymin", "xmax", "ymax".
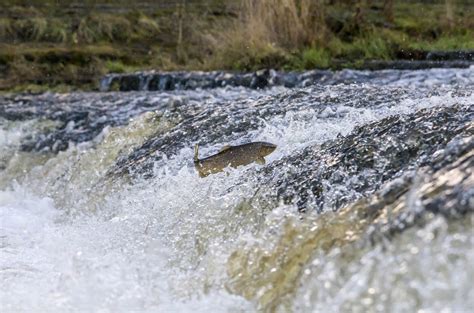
[
  {"xmin": 219, "ymin": 145, "xmax": 231, "ymax": 153},
  {"xmin": 194, "ymin": 144, "xmax": 199, "ymax": 162}
]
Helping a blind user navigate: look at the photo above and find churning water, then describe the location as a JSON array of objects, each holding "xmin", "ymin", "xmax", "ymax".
[{"xmin": 1, "ymin": 67, "xmax": 473, "ymax": 312}]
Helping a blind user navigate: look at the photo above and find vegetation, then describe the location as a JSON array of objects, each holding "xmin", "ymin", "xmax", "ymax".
[{"xmin": 0, "ymin": 0, "xmax": 472, "ymax": 92}]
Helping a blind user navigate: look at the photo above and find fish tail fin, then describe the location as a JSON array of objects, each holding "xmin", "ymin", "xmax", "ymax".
[{"xmin": 194, "ymin": 144, "xmax": 199, "ymax": 163}]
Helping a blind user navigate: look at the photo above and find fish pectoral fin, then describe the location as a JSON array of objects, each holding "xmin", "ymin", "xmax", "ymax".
[
  {"xmin": 256, "ymin": 157, "xmax": 266, "ymax": 165},
  {"xmin": 219, "ymin": 145, "xmax": 231, "ymax": 152}
]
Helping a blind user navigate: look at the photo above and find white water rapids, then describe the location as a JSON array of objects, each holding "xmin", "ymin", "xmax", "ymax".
[{"xmin": 1, "ymin": 67, "xmax": 473, "ymax": 312}]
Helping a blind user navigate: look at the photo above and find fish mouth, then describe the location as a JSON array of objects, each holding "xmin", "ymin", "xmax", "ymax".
[{"xmin": 260, "ymin": 142, "xmax": 277, "ymax": 156}]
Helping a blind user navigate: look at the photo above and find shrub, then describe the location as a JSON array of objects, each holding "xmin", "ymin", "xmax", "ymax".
[
  {"xmin": 134, "ymin": 15, "xmax": 160, "ymax": 40},
  {"xmin": 43, "ymin": 19, "xmax": 68, "ymax": 43},
  {"xmin": 301, "ymin": 48, "xmax": 330, "ymax": 68},
  {"xmin": 0, "ymin": 18, "xmax": 12, "ymax": 41},
  {"xmin": 77, "ymin": 14, "xmax": 132, "ymax": 44},
  {"xmin": 11, "ymin": 18, "xmax": 47, "ymax": 41}
]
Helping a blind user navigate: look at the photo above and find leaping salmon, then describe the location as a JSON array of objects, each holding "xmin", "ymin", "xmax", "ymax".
[{"xmin": 194, "ymin": 142, "xmax": 277, "ymax": 177}]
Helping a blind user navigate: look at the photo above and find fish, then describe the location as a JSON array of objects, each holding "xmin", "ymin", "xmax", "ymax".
[{"xmin": 194, "ymin": 142, "xmax": 277, "ymax": 177}]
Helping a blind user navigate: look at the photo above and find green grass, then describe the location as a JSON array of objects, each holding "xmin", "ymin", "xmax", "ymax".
[
  {"xmin": 208, "ymin": 36, "xmax": 290, "ymax": 71},
  {"xmin": 105, "ymin": 60, "xmax": 137, "ymax": 73},
  {"xmin": 0, "ymin": 0, "xmax": 473, "ymax": 92},
  {"xmin": 289, "ymin": 48, "xmax": 331, "ymax": 70},
  {"xmin": 6, "ymin": 83, "xmax": 76, "ymax": 94},
  {"xmin": 344, "ymin": 31, "xmax": 394, "ymax": 60},
  {"xmin": 407, "ymin": 32, "xmax": 474, "ymax": 50}
]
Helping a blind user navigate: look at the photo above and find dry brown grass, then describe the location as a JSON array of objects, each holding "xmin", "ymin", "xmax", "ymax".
[
  {"xmin": 1, "ymin": 0, "xmax": 473, "ymax": 91},
  {"xmin": 205, "ymin": 0, "xmax": 327, "ymax": 70},
  {"xmin": 238, "ymin": 0, "xmax": 326, "ymax": 49}
]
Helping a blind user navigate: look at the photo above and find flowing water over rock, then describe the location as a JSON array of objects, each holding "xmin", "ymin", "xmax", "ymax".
[
  {"xmin": 1, "ymin": 67, "xmax": 473, "ymax": 312},
  {"xmin": 99, "ymin": 66, "xmax": 474, "ymax": 92}
]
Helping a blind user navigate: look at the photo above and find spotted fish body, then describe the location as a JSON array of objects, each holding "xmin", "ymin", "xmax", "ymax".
[{"xmin": 194, "ymin": 142, "xmax": 277, "ymax": 177}]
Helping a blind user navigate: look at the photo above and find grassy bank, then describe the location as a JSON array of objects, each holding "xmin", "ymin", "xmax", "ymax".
[{"xmin": 0, "ymin": 0, "xmax": 472, "ymax": 92}]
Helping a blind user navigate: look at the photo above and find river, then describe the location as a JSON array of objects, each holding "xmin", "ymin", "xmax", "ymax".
[{"xmin": 1, "ymin": 66, "xmax": 473, "ymax": 312}]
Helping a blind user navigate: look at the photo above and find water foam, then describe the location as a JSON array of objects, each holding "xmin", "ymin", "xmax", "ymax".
[{"xmin": 1, "ymin": 75, "xmax": 472, "ymax": 312}]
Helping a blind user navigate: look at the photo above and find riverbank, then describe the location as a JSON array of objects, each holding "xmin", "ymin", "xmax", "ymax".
[{"xmin": 0, "ymin": 0, "xmax": 473, "ymax": 92}]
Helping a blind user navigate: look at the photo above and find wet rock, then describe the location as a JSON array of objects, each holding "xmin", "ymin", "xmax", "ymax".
[
  {"xmin": 0, "ymin": 92, "xmax": 183, "ymax": 152},
  {"xmin": 362, "ymin": 60, "xmax": 472, "ymax": 70},
  {"xmin": 366, "ymin": 139, "xmax": 473, "ymax": 239},
  {"xmin": 119, "ymin": 74, "xmax": 142, "ymax": 91},
  {"xmin": 225, "ymin": 134, "xmax": 473, "ymax": 311},
  {"xmin": 99, "ymin": 62, "xmax": 474, "ymax": 92},
  {"xmin": 0, "ymin": 86, "xmax": 283, "ymax": 153},
  {"xmin": 148, "ymin": 74, "xmax": 175, "ymax": 91},
  {"xmin": 106, "ymin": 84, "xmax": 453, "ymax": 178},
  {"xmin": 426, "ymin": 50, "xmax": 474, "ymax": 61},
  {"xmin": 250, "ymin": 69, "xmax": 271, "ymax": 89},
  {"xmin": 0, "ymin": 70, "xmax": 472, "ymax": 162},
  {"xmin": 395, "ymin": 49, "xmax": 428, "ymax": 60},
  {"xmin": 257, "ymin": 104, "xmax": 473, "ymax": 213}
]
